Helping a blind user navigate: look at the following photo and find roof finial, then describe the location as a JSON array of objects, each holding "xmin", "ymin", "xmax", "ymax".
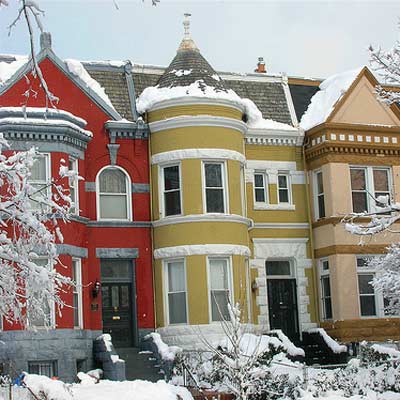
[{"xmin": 183, "ymin": 13, "xmax": 191, "ymax": 39}]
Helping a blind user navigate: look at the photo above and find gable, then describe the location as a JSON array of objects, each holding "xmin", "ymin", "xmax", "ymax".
[{"xmin": 330, "ymin": 75, "xmax": 400, "ymax": 126}]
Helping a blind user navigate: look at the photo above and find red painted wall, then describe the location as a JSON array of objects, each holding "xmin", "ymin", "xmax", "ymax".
[{"xmin": 0, "ymin": 56, "xmax": 154, "ymax": 333}]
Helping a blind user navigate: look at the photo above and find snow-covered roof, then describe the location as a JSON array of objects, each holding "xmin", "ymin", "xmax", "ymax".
[{"xmin": 300, "ymin": 67, "xmax": 363, "ymax": 130}]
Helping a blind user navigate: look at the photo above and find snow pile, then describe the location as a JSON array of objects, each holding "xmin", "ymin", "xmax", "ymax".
[
  {"xmin": 308, "ymin": 328, "xmax": 347, "ymax": 353},
  {"xmin": 0, "ymin": 56, "xmax": 28, "ymax": 86},
  {"xmin": 72, "ymin": 379, "xmax": 193, "ymax": 400},
  {"xmin": 300, "ymin": 67, "xmax": 362, "ymax": 130},
  {"xmin": 137, "ymin": 80, "xmax": 296, "ymax": 131},
  {"xmin": 24, "ymin": 374, "xmax": 73, "ymax": 400},
  {"xmin": 146, "ymin": 332, "xmax": 182, "ymax": 361},
  {"xmin": 371, "ymin": 344, "xmax": 400, "ymax": 359},
  {"xmin": 170, "ymin": 69, "xmax": 192, "ymax": 76},
  {"xmin": 270, "ymin": 329, "xmax": 305, "ymax": 357},
  {"xmin": 64, "ymin": 59, "xmax": 116, "ymax": 111}
]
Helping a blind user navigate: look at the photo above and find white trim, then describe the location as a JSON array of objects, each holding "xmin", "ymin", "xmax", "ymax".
[
  {"xmin": 72, "ymin": 257, "xmax": 83, "ymax": 329},
  {"xmin": 163, "ymin": 258, "xmax": 189, "ymax": 326},
  {"xmin": 253, "ymin": 238, "xmax": 309, "ymax": 244},
  {"xmin": 277, "ymin": 173, "xmax": 293, "ymax": 205},
  {"xmin": 253, "ymin": 203, "xmax": 296, "ymax": 211},
  {"xmin": 69, "ymin": 157, "xmax": 80, "ymax": 216},
  {"xmin": 202, "ymin": 160, "xmax": 229, "ymax": 214},
  {"xmin": 95, "ymin": 165, "xmax": 132, "ymax": 221},
  {"xmin": 151, "ymin": 149, "xmax": 246, "ymax": 165},
  {"xmin": 153, "ymin": 213, "xmax": 251, "ymax": 228},
  {"xmin": 253, "ymin": 171, "xmax": 268, "ymax": 206},
  {"xmin": 149, "ymin": 115, "xmax": 247, "ymax": 134},
  {"xmin": 147, "ymin": 96, "xmax": 245, "ymax": 113},
  {"xmin": 207, "ymin": 256, "xmax": 234, "ymax": 323},
  {"xmin": 154, "ymin": 244, "xmax": 251, "ymax": 259},
  {"xmin": 159, "ymin": 162, "xmax": 183, "ymax": 218},
  {"xmin": 253, "ymin": 223, "xmax": 309, "ymax": 229},
  {"xmin": 245, "ymin": 127, "xmax": 304, "ymax": 147}
]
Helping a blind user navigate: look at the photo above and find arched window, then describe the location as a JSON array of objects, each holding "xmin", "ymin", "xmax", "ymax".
[{"xmin": 97, "ymin": 167, "xmax": 131, "ymax": 220}]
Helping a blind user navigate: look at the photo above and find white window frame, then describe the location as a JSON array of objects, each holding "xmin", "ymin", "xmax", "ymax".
[
  {"xmin": 28, "ymin": 153, "xmax": 51, "ymax": 211},
  {"xmin": 207, "ymin": 256, "xmax": 234, "ymax": 323},
  {"xmin": 72, "ymin": 258, "xmax": 83, "ymax": 329},
  {"xmin": 319, "ymin": 258, "xmax": 332, "ymax": 320},
  {"xmin": 163, "ymin": 258, "xmax": 188, "ymax": 326},
  {"xmin": 160, "ymin": 163, "xmax": 183, "ymax": 218},
  {"xmin": 314, "ymin": 170, "xmax": 325, "ymax": 220},
  {"xmin": 202, "ymin": 161, "xmax": 229, "ymax": 214},
  {"xmin": 350, "ymin": 166, "xmax": 392, "ymax": 214},
  {"xmin": 277, "ymin": 172, "xmax": 292, "ymax": 204},
  {"xmin": 96, "ymin": 165, "xmax": 132, "ymax": 221},
  {"xmin": 254, "ymin": 171, "xmax": 268, "ymax": 205},
  {"xmin": 68, "ymin": 157, "xmax": 79, "ymax": 216}
]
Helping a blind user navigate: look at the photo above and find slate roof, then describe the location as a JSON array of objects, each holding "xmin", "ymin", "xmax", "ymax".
[
  {"xmin": 85, "ymin": 67, "xmax": 133, "ymax": 121},
  {"xmin": 225, "ymin": 78, "xmax": 293, "ymax": 125},
  {"xmin": 155, "ymin": 35, "xmax": 227, "ymax": 93},
  {"xmin": 132, "ymin": 71, "xmax": 160, "ymax": 97},
  {"xmin": 289, "ymin": 84, "xmax": 320, "ymax": 122}
]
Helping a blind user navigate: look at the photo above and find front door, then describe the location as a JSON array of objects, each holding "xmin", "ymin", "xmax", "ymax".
[
  {"xmin": 267, "ymin": 279, "xmax": 299, "ymax": 341},
  {"xmin": 100, "ymin": 259, "xmax": 137, "ymax": 348}
]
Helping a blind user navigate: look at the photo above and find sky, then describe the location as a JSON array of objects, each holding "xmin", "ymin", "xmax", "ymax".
[{"xmin": 0, "ymin": 0, "xmax": 399, "ymax": 79}]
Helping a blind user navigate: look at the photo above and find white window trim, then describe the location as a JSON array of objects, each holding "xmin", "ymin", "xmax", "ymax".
[
  {"xmin": 163, "ymin": 258, "xmax": 189, "ymax": 326},
  {"xmin": 159, "ymin": 163, "xmax": 183, "ymax": 219},
  {"xmin": 95, "ymin": 165, "xmax": 132, "ymax": 221},
  {"xmin": 318, "ymin": 258, "xmax": 332, "ymax": 320},
  {"xmin": 277, "ymin": 172, "xmax": 293, "ymax": 205},
  {"xmin": 313, "ymin": 169, "xmax": 325, "ymax": 220},
  {"xmin": 253, "ymin": 171, "xmax": 268, "ymax": 205},
  {"xmin": 206, "ymin": 256, "xmax": 234, "ymax": 323},
  {"xmin": 29, "ymin": 153, "xmax": 51, "ymax": 211},
  {"xmin": 72, "ymin": 258, "xmax": 83, "ymax": 329},
  {"xmin": 350, "ymin": 166, "xmax": 393, "ymax": 214},
  {"xmin": 69, "ymin": 157, "xmax": 80, "ymax": 216},
  {"xmin": 202, "ymin": 160, "xmax": 229, "ymax": 214}
]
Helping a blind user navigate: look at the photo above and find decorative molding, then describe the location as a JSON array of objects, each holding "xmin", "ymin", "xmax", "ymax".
[
  {"xmin": 153, "ymin": 213, "xmax": 251, "ymax": 228},
  {"xmin": 149, "ymin": 115, "xmax": 247, "ymax": 134},
  {"xmin": 253, "ymin": 203, "xmax": 296, "ymax": 211},
  {"xmin": 314, "ymin": 244, "xmax": 388, "ymax": 258},
  {"xmin": 105, "ymin": 120, "xmax": 149, "ymax": 141},
  {"xmin": 154, "ymin": 244, "xmax": 250, "ymax": 259},
  {"xmin": 56, "ymin": 244, "xmax": 88, "ymax": 258},
  {"xmin": 253, "ymin": 223, "xmax": 309, "ymax": 229},
  {"xmin": 107, "ymin": 143, "xmax": 120, "ymax": 165},
  {"xmin": 151, "ymin": 149, "xmax": 246, "ymax": 165},
  {"xmin": 245, "ymin": 127, "xmax": 304, "ymax": 147},
  {"xmin": 96, "ymin": 247, "xmax": 139, "ymax": 259},
  {"xmin": 132, "ymin": 183, "xmax": 150, "ymax": 193}
]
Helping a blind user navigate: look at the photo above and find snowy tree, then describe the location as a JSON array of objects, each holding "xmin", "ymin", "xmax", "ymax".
[{"xmin": 0, "ymin": 136, "xmax": 74, "ymax": 327}]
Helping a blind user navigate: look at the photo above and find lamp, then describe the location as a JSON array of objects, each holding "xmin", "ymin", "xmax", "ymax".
[{"xmin": 92, "ymin": 280, "xmax": 101, "ymax": 298}]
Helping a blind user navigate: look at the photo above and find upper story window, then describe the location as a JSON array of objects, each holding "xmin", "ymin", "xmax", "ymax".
[
  {"xmin": 29, "ymin": 154, "xmax": 51, "ymax": 211},
  {"xmin": 69, "ymin": 157, "xmax": 79, "ymax": 215},
  {"xmin": 204, "ymin": 162, "xmax": 227, "ymax": 213},
  {"xmin": 162, "ymin": 165, "xmax": 182, "ymax": 217},
  {"xmin": 97, "ymin": 167, "xmax": 131, "ymax": 220},
  {"xmin": 319, "ymin": 259, "xmax": 332, "ymax": 320},
  {"xmin": 277, "ymin": 173, "xmax": 291, "ymax": 204},
  {"xmin": 254, "ymin": 172, "xmax": 267, "ymax": 203},
  {"xmin": 315, "ymin": 170, "xmax": 325, "ymax": 219},
  {"xmin": 350, "ymin": 167, "xmax": 391, "ymax": 213}
]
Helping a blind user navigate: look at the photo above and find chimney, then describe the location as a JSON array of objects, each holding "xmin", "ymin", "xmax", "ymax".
[
  {"xmin": 255, "ymin": 57, "xmax": 266, "ymax": 73},
  {"xmin": 40, "ymin": 32, "xmax": 52, "ymax": 51}
]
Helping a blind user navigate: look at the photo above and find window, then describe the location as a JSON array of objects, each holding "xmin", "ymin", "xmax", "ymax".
[
  {"xmin": 254, "ymin": 173, "xmax": 267, "ymax": 203},
  {"xmin": 357, "ymin": 257, "xmax": 378, "ymax": 317},
  {"xmin": 69, "ymin": 157, "xmax": 79, "ymax": 215},
  {"xmin": 315, "ymin": 170, "xmax": 325, "ymax": 219},
  {"xmin": 162, "ymin": 165, "xmax": 181, "ymax": 217},
  {"xmin": 350, "ymin": 167, "xmax": 391, "ymax": 213},
  {"xmin": 72, "ymin": 258, "xmax": 83, "ymax": 328},
  {"xmin": 165, "ymin": 260, "xmax": 187, "ymax": 324},
  {"xmin": 28, "ymin": 361, "xmax": 57, "ymax": 378},
  {"xmin": 208, "ymin": 258, "xmax": 231, "ymax": 322},
  {"xmin": 204, "ymin": 162, "xmax": 227, "ymax": 213},
  {"xmin": 97, "ymin": 167, "xmax": 130, "ymax": 220},
  {"xmin": 320, "ymin": 259, "xmax": 332, "ymax": 320},
  {"xmin": 277, "ymin": 174, "xmax": 291, "ymax": 204},
  {"xmin": 29, "ymin": 154, "xmax": 50, "ymax": 211},
  {"xmin": 265, "ymin": 260, "xmax": 291, "ymax": 276}
]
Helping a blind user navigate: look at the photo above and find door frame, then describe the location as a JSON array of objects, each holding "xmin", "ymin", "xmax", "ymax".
[
  {"xmin": 100, "ymin": 258, "xmax": 138, "ymax": 348},
  {"xmin": 265, "ymin": 257, "xmax": 300, "ymax": 340}
]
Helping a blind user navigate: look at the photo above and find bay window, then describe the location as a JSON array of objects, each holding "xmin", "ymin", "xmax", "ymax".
[
  {"xmin": 315, "ymin": 170, "xmax": 325, "ymax": 219},
  {"xmin": 72, "ymin": 258, "xmax": 83, "ymax": 328},
  {"xmin": 29, "ymin": 154, "xmax": 50, "ymax": 211},
  {"xmin": 165, "ymin": 259, "xmax": 187, "ymax": 324},
  {"xmin": 162, "ymin": 165, "xmax": 181, "ymax": 217},
  {"xmin": 68, "ymin": 157, "xmax": 79, "ymax": 215},
  {"xmin": 204, "ymin": 162, "xmax": 227, "ymax": 213},
  {"xmin": 319, "ymin": 259, "xmax": 332, "ymax": 320}
]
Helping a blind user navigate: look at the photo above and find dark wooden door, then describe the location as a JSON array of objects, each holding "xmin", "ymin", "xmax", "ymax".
[
  {"xmin": 267, "ymin": 279, "xmax": 299, "ymax": 341},
  {"xmin": 101, "ymin": 283, "xmax": 133, "ymax": 348}
]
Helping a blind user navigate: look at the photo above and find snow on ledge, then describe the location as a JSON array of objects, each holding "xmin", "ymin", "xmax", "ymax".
[
  {"xmin": 300, "ymin": 67, "xmax": 363, "ymax": 131},
  {"xmin": 308, "ymin": 328, "xmax": 347, "ymax": 353},
  {"xmin": 154, "ymin": 244, "xmax": 251, "ymax": 259},
  {"xmin": 270, "ymin": 329, "xmax": 305, "ymax": 357},
  {"xmin": 146, "ymin": 332, "xmax": 182, "ymax": 361},
  {"xmin": 371, "ymin": 343, "xmax": 400, "ymax": 359}
]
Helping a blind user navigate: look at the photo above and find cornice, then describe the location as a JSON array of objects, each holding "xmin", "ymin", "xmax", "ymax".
[
  {"xmin": 148, "ymin": 115, "xmax": 247, "ymax": 134},
  {"xmin": 105, "ymin": 119, "xmax": 149, "ymax": 141},
  {"xmin": 246, "ymin": 127, "xmax": 304, "ymax": 147}
]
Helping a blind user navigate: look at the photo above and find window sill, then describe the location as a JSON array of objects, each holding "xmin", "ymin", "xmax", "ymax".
[{"xmin": 254, "ymin": 203, "xmax": 295, "ymax": 211}]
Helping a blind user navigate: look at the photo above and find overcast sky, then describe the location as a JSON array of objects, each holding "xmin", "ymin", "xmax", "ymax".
[{"xmin": 0, "ymin": 0, "xmax": 399, "ymax": 79}]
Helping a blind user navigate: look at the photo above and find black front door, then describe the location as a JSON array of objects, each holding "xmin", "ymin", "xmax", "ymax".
[
  {"xmin": 267, "ymin": 279, "xmax": 299, "ymax": 341},
  {"xmin": 101, "ymin": 283, "xmax": 133, "ymax": 348}
]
